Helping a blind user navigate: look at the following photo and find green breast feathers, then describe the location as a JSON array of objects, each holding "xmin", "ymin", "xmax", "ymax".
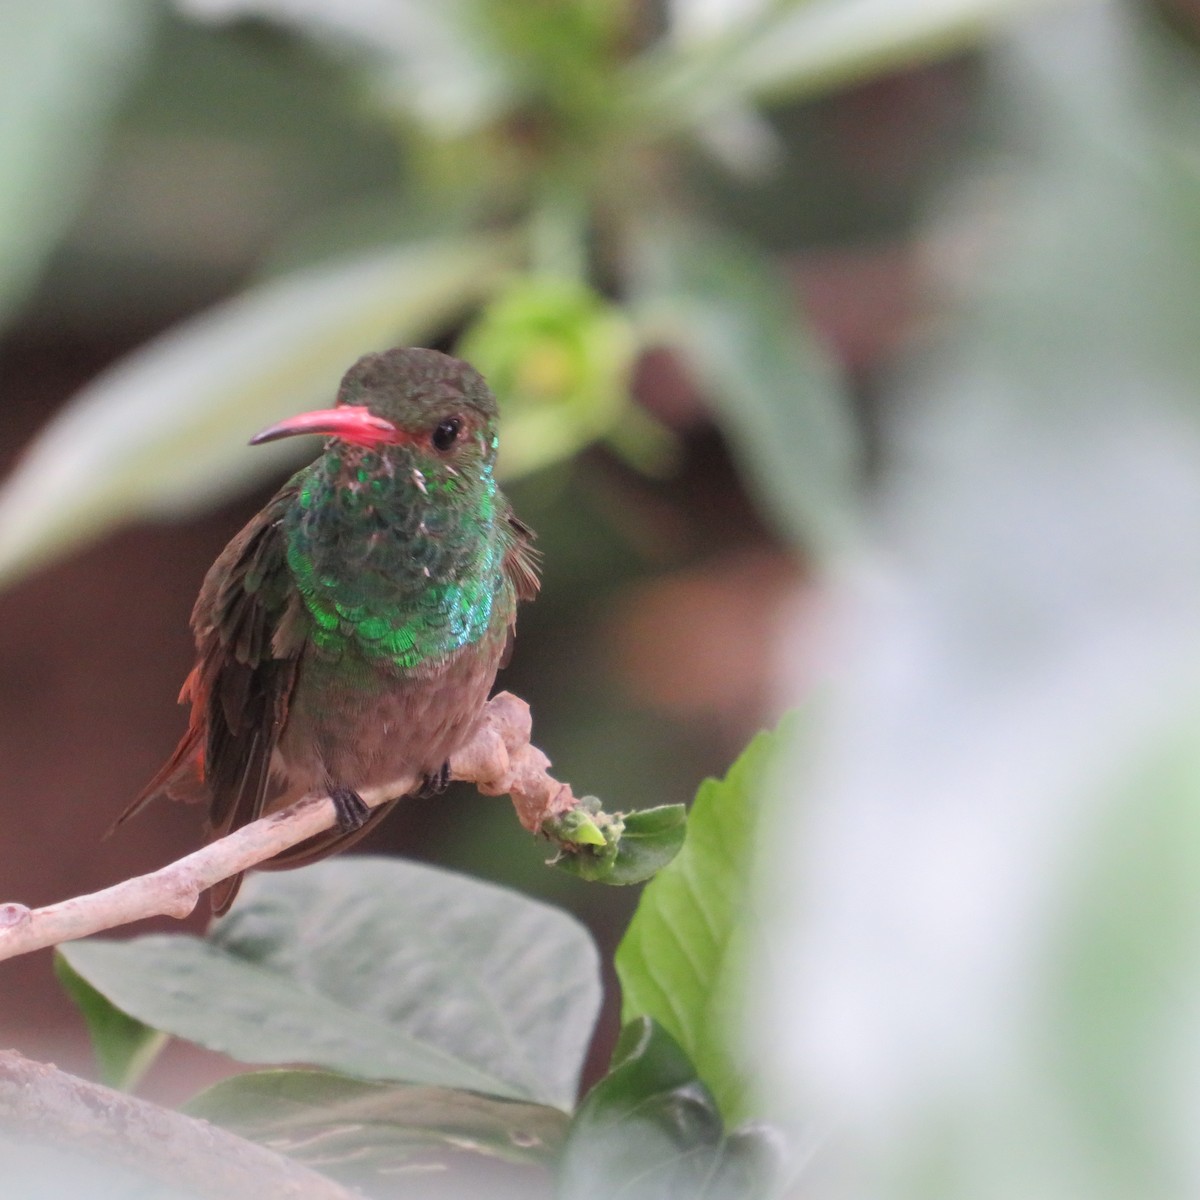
[{"xmin": 283, "ymin": 447, "xmax": 511, "ymax": 671}]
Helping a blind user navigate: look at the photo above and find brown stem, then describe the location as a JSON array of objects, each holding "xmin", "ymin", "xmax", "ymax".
[{"xmin": 0, "ymin": 692, "xmax": 580, "ymax": 963}]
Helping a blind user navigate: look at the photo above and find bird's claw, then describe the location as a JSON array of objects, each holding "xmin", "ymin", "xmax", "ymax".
[
  {"xmin": 414, "ymin": 762, "xmax": 451, "ymax": 799},
  {"xmin": 330, "ymin": 786, "xmax": 371, "ymax": 832}
]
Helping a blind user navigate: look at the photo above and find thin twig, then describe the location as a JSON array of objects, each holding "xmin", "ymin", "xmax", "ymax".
[
  {"xmin": 0, "ymin": 1049, "xmax": 357, "ymax": 1200},
  {"xmin": 0, "ymin": 692, "xmax": 578, "ymax": 964}
]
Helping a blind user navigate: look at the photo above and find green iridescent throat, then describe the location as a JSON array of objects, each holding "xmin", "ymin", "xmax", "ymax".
[{"xmin": 283, "ymin": 447, "xmax": 505, "ymax": 671}]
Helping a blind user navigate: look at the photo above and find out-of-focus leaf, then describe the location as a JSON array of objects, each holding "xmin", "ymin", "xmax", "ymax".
[
  {"xmin": 637, "ymin": 0, "xmax": 1059, "ymax": 128},
  {"xmin": 750, "ymin": 8, "xmax": 1200, "ymax": 1196},
  {"xmin": 628, "ymin": 221, "xmax": 858, "ymax": 555},
  {"xmin": 189, "ymin": 1068, "xmax": 566, "ymax": 1194},
  {"xmin": 176, "ymin": 0, "xmax": 511, "ymax": 134},
  {"xmin": 1048, "ymin": 705, "xmax": 1200, "ymax": 1194},
  {"xmin": 550, "ymin": 803, "xmax": 688, "ymax": 885},
  {"xmin": 615, "ymin": 718, "xmax": 796, "ymax": 1123},
  {"xmin": 457, "ymin": 277, "xmax": 637, "ymax": 478},
  {"xmin": 0, "ymin": 236, "xmax": 510, "ymax": 589},
  {"xmin": 0, "ymin": 1, "xmax": 152, "ymax": 324},
  {"xmin": 54, "ymin": 952, "xmax": 167, "ymax": 1092},
  {"xmin": 59, "ymin": 858, "xmax": 600, "ymax": 1109},
  {"xmin": 558, "ymin": 1017, "xmax": 784, "ymax": 1200}
]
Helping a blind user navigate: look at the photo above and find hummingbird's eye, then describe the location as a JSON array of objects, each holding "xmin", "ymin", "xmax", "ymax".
[{"xmin": 432, "ymin": 417, "xmax": 463, "ymax": 452}]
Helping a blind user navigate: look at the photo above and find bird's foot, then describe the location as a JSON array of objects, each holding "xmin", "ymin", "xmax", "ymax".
[
  {"xmin": 330, "ymin": 786, "xmax": 371, "ymax": 833},
  {"xmin": 414, "ymin": 761, "xmax": 452, "ymax": 800}
]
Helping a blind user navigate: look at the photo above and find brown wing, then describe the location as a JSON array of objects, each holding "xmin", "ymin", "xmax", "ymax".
[
  {"xmin": 503, "ymin": 510, "xmax": 541, "ymax": 603},
  {"xmin": 498, "ymin": 508, "xmax": 539, "ymax": 670},
  {"xmin": 117, "ymin": 479, "xmax": 308, "ymax": 913}
]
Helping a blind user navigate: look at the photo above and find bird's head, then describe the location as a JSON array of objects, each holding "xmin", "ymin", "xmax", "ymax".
[{"xmin": 250, "ymin": 347, "xmax": 500, "ymax": 477}]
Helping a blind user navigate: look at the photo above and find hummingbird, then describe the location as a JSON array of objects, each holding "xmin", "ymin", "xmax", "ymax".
[{"xmin": 117, "ymin": 347, "xmax": 540, "ymax": 914}]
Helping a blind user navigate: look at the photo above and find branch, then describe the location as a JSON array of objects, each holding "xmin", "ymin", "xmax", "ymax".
[
  {"xmin": 0, "ymin": 692, "xmax": 579, "ymax": 964},
  {"xmin": 0, "ymin": 1049, "xmax": 357, "ymax": 1200}
]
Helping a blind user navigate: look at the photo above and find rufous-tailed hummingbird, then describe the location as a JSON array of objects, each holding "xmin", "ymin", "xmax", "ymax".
[{"xmin": 117, "ymin": 347, "xmax": 540, "ymax": 913}]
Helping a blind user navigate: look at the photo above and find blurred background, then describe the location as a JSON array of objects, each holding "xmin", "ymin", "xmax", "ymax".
[{"xmin": 3, "ymin": 0, "xmax": 1200, "ymax": 1194}]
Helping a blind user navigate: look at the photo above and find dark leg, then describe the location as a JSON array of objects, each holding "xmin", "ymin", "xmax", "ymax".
[
  {"xmin": 414, "ymin": 761, "xmax": 452, "ymax": 799},
  {"xmin": 330, "ymin": 785, "xmax": 371, "ymax": 833}
]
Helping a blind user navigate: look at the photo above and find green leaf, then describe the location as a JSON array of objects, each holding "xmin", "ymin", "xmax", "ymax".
[
  {"xmin": 456, "ymin": 277, "xmax": 637, "ymax": 477},
  {"xmin": 611, "ymin": 808, "xmax": 688, "ymax": 885},
  {"xmin": 630, "ymin": 0, "xmax": 1052, "ymax": 130},
  {"xmin": 189, "ymin": 1068, "xmax": 567, "ymax": 1192},
  {"xmin": 616, "ymin": 717, "xmax": 797, "ymax": 1122},
  {"xmin": 0, "ymin": 1, "xmax": 153, "ymax": 325},
  {"xmin": 628, "ymin": 221, "xmax": 858, "ymax": 556},
  {"xmin": 558, "ymin": 1017, "xmax": 784, "ymax": 1200},
  {"xmin": 59, "ymin": 857, "xmax": 600, "ymax": 1109},
  {"xmin": 550, "ymin": 804, "xmax": 688, "ymax": 885},
  {"xmin": 54, "ymin": 950, "xmax": 168, "ymax": 1091},
  {"xmin": 0, "ymin": 235, "xmax": 511, "ymax": 590},
  {"xmin": 178, "ymin": 0, "xmax": 512, "ymax": 135}
]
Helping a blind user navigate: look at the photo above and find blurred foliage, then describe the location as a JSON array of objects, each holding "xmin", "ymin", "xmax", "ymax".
[
  {"xmin": 458, "ymin": 276, "xmax": 645, "ymax": 476},
  {"xmin": 748, "ymin": 4, "xmax": 1200, "ymax": 1199},
  {"xmin": 0, "ymin": 1, "xmax": 153, "ymax": 326},
  {"xmin": 626, "ymin": 219, "xmax": 856, "ymax": 548},
  {"xmin": 0, "ymin": 0, "xmax": 1056, "ymax": 586}
]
